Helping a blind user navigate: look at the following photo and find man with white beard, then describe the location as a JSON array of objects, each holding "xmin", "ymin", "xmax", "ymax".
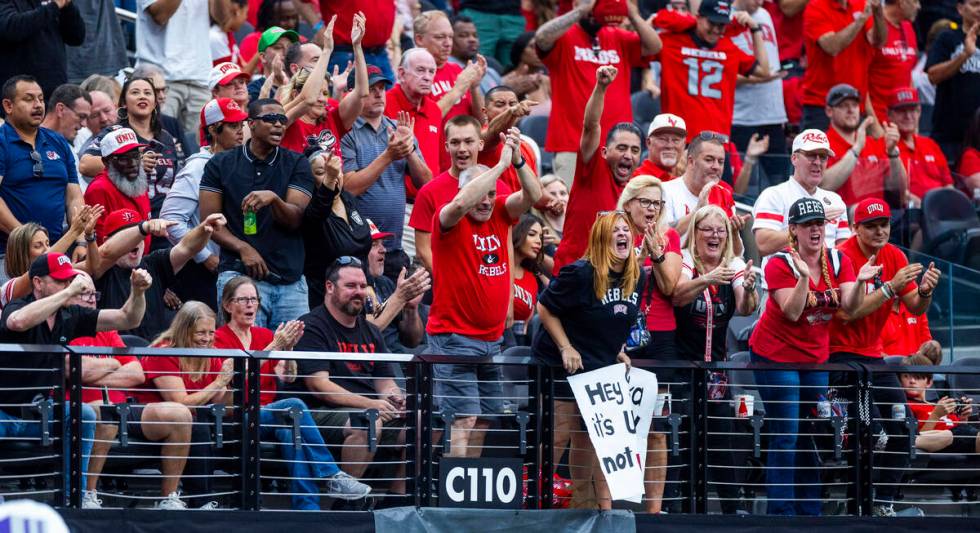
[
  {"xmin": 635, "ymin": 113, "xmax": 687, "ymax": 182},
  {"xmin": 83, "ymin": 128, "xmax": 155, "ymax": 250}
]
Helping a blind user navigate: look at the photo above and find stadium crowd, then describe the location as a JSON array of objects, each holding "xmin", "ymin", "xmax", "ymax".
[{"xmin": 0, "ymin": 0, "xmax": 977, "ymax": 516}]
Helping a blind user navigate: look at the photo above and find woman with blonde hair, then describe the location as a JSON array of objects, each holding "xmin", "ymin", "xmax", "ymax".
[
  {"xmin": 532, "ymin": 211, "xmax": 644, "ymax": 510},
  {"xmin": 667, "ymin": 204, "xmax": 758, "ymax": 514},
  {"xmin": 748, "ymin": 197, "xmax": 878, "ymax": 515}
]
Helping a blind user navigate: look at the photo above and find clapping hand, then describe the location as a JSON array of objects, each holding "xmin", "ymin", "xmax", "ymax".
[{"xmin": 856, "ymin": 254, "xmax": 883, "ymax": 282}]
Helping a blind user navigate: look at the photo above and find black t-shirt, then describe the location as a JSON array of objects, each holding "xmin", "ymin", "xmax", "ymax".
[
  {"xmin": 96, "ymin": 249, "xmax": 175, "ymax": 341},
  {"xmin": 925, "ymin": 28, "xmax": 980, "ymax": 144},
  {"xmin": 200, "ymin": 143, "xmax": 314, "ymax": 284},
  {"xmin": 459, "ymin": 0, "xmax": 520, "ymax": 14},
  {"xmin": 0, "ymin": 294, "xmax": 99, "ymax": 415},
  {"xmin": 303, "ymin": 185, "xmax": 372, "ymax": 305},
  {"xmin": 673, "ymin": 272, "xmax": 736, "ymax": 362},
  {"xmin": 532, "ymin": 260, "xmax": 643, "ymax": 372},
  {"xmin": 285, "ymin": 305, "xmax": 394, "ymax": 405}
]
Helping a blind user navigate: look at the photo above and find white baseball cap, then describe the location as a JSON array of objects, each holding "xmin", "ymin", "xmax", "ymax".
[
  {"xmin": 209, "ymin": 62, "xmax": 250, "ymax": 91},
  {"xmin": 792, "ymin": 129, "xmax": 836, "ymax": 157},
  {"xmin": 100, "ymin": 127, "xmax": 146, "ymax": 157},
  {"xmin": 647, "ymin": 113, "xmax": 687, "ymax": 137}
]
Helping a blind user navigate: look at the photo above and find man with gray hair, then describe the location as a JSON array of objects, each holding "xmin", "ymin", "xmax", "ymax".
[{"xmin": 384, "ymin": 48, "xmax": 443, "ymax": 179}]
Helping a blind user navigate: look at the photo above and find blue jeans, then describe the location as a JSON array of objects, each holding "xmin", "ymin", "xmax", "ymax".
[
  {"xmin": 260, "ymin": 398, "xmax": 340, "ymax": 511},
  {"xmin": 751, "ymin": 352, "xmax": 828, "ymax": 516},
  {"xmin": 217, "ymin": 271, "xmax": 309, "ymax": 329},
  {"xmin": 328, "ymin": 49, "xmax": 394, "ymax": 85},
  {"xmin": 0, "ymin": 403, "xmax": 95, "ymax": 496}
]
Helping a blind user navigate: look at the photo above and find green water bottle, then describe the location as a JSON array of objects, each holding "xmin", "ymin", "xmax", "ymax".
[{"xmin": 244, "ymin": 208, "xmax": 257, "ymax": 235}]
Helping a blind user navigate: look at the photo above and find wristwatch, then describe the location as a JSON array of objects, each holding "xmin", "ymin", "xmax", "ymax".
[{"xmin": 652, "ymin": 253, "xmax": 666, "ymax": 264}]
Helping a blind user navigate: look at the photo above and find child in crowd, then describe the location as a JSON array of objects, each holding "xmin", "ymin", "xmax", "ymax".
[{"xmin": 900, "ymin": 354, "xmax": 980, "ymax": 455}]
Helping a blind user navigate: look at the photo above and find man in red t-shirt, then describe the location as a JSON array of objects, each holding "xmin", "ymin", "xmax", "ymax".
[
  {"xmin": 323, "ymin": 0, "xmax": 397, "ymax": 81},
  {"xmin": 822, "ymin": 84, "xmax": 906, "ymax": 206},
  {"xmin": 385, "ymin": 48, "xmax": 444, "ymax": 185},
  {"xmin": 636, "ymin": 113, "xmax": 686, "ymax": 181},
  {"xmin": 886, "ymin": 87, "xmax": 955, "ymax": 205},
  {"xmin": 868, "ymin": 0, "xmax": 919, "ymax": 120},
  {"xmin": 654, "ymin": 0, "xmax": 769, "ymax": 142},
  {"xmin": 427, "ymin": 129, "xmax": 541, "ymax": 458},
  {"xmin": 84, "ymin": 128, "xmax": 152, "ymax": 247},
  {"xmin": 408, "ymin": 115, "xmax": 514, "ymax": 272},
  {"xmin": 479, "ymin": 85, "xmax": 540, "ymax": 192},
  {"xmin": 801, "ymin": 0, "xmax": 887, "ymax": 131},
  {"xmin": 552, "ymin": 65, "xmax": 644, "ymax": 274},
  {"xmin": 534, "ymin": 0, "xmax": 661, "ymax": 185}
]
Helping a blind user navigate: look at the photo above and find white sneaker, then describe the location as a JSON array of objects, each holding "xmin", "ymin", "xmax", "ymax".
[
  {"xmin": 325, "ymin": 471, "xmax": 371, "ymax": 500},
  {"xmin": 155, "ymin": 492, "xmax": 188, "ymax": 510},
  {"xmin": 82, "ymin": 490, "xmax": 102, "ymax": 509},
  {"xmin": 873, "ymin": 504, "xmax": 897, "ymax": 517},
  {"xmin": 198, "ymin": 501, "xmax": 220, "ymax": 510}
]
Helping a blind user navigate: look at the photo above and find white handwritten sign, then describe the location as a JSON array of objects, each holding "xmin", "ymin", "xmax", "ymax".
[{"xmin": 568, "ymin": 363, "xmax": 659, "ymax": 501}]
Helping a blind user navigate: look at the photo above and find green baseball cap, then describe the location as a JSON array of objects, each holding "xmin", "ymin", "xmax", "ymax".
[{"xmin": 258, "ymin": 26, "xmax": 300, "ymax": 53}]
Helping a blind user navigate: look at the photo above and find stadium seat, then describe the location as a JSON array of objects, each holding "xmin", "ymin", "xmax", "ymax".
[
  {"xmin": 884, "ymin": 355, "xmax": 906, "ymax": 365},
  {"xmin": 630, "ymin": 90, "xmax": 660, "ymax": 129},
  {"xmin": 727, "ymin": 351, "xmax": 765, "ymax": 416},
  {"xmin": 946, "ymin": 356, "xmax": 980, "ymax": 404},
  {"xmin": 120, "ymin": 335, "xmax": 149, "ymax": 348},
  {"xmin": 726, "ymin": 315, "xmax": 758, "ymax": 356},
  {"xmin": 518, "ymin": 116, "xmax": 552, "ymax": 174},
  {"xmin": 919, "ymin": 188, "xmax": 980, "ymax": 263},
  {"xmin": 501, "ymin": 347, "xmax": 532, "ymax": 412}
]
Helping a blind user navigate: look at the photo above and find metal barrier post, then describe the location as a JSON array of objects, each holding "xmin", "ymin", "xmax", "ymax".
[
  {"xmin": 418, "ymin": 362, "xmax": 435, "ymax": 506},
  {"xmin": 404, "ymin": 361, "xmax": 419, "ymax": 507},
  {"xmin": 526, "ymin": 364, "xmax": 545, "ymax": 509},
  {"xmin": 855, "ymin": 367, "xmax": 874, "ymax": 516},
  {"xmin": 947, "ymin": 262, "xmax": 955, "ymax": 359},
  {"xmin": 539, "ymin": 364, "xmax": 555, "ymax": 510},
  {"xmin": 239, "ymin": 355, "xmax": 260, "ymax": 511},
  {"xmin": 690, "ymin": 365, "xmax": 708, "ymax": 514},
  {"xmin": 68, "ymin": 349, "xmax": 82, "ymax": 508}
]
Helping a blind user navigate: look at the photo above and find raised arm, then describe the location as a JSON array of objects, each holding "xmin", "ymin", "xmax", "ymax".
[
  {"xmin": 439, "ymin": 143, "xmax": 515, "ymax": 229},
  {"xmin": 145, "ymin": 0, "xmax": 183, "ymax": 26},
  {"xmin": 94, "ymin": 219, "xmax": 176, "ymax": 279},
  {"xmin": 626, "ymin": 0, "xmax": 661, "ymax": 55},
  {"xmin": 868, "ymin": 0, "xmax": 887, "ymax": 47},
  {"xmin": 437, "ymin": 57, "xmax": 484, "ymax": 118},
  {"xmin": 928, "ymin": 23, "xmax": 978, "ymax": 86},
  {"xmin": 169, "ymin": 213, "xmax": 226, "ymax": 274},
  {"xmin": 581, "ymin": 65, "xmax": 617, "ymax": 164},
  {"xmin": 95, "ymin": 269, "xmax": 152, "ymax": 332},
  {"xmin": 817, "ymin": 2, "xmax": 872, "ymax": 56},
  {"xmin": 733, "ymin": 12, "xmax": 770, "ymax": 77},
  {"xmin": 284, "ymin": 16, "xmax": 336, "ymax": 125},
  {"xmin": 338, "ymin": 12, "xmax": 368, "ymax": 130},
  {"xmin": 4, "ymin": 275, "xmax": 85, "ymax": 332},
  {"xmin": 822, "ymin": 117, "xmax": 873, "ymax": 191},
  {"xmin": 534, "ymin": 0, "xmax": 595, "ymax": 53},
  {"xmin": 504, "ymin": 129, "xmax": 544, "ymax": 219}
]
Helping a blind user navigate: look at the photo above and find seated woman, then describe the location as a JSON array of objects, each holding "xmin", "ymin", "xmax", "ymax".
[
  {"xmin": 900, "ymin": 354, "xmax": 980, "ymax": 455},
  {"xmin": 139, "ymin": 301, "xmax": 369, "ymax": 510}
]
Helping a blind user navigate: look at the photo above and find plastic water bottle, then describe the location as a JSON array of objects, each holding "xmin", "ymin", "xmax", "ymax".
[
  {"xmin": 244, "ymin": 208, "xmax": 257, "ymax": 235},
  {"xmin": 973, "ymin": 188, "xmax": 980, "ymax": 209},
  {"xmin": 816, "ymin": 394, "xmax": 832, "ymax": 418}
]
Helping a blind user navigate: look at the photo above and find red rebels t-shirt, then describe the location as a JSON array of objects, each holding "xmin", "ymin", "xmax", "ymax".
[
  {"xmin": 826, "ymin": 126, "xmax": 889, "ymax": 206},
  {"xmin": 513, "ymin": 269, "xmax": 538, "ymax": 322},
  {"xmin": 654, "ymin": 31, "xmax": 756, "ymax": 140},
  {"xmin": 635, "ymin": 159, "xmax": 676, "ymax": 182},
  {"xmin": 901, "ymin": 135, "xmax": 953, "ymax": 199},
  {"xmin": 959, "ymin": 147, "xmax": 980, "ymax": 178},
  {"xmin": 882, "ymin": 301, "xmax": 931, "ymax": 356},
  {"xmin": 430, "ymin": 62, "xmax": 471, "ymax": 122},
  {"xmin": 749, "ymin": 248, "xmax": 856, "ymax": 363},
  {"xmin": 802, "ymin": 0, "xmax": 875, "ymax": 106},
  {"xmin": 478, "ymin": 138, "xmax": 538, "ymax": 193},
  {"xmin": 869, "ymin": 20, "xmax": 918, "ymax": 120},
  {"xmin": 133, "ymin": 355, "xmax": 224, "ymax": 406},
  {"xmin": 280, "ymin": 106, "xmax": 346, "ymax": 156},
  {"xmin": 553, "ymin": 152, "xmax": 627, "ymax": 274},
  {"xmin": 538, "ymin": 24, "xmax": 643, "ymax": 153},
  {"xmin": 635, "ymin": 228, "xmax": 682, "ymax": 331},
  {"xmin": 322, "ymin": 0, "xmax": 395, "ymax": 48},
  {"xmin": 408, "ymin": 170, "xmax": 513, "ymax": 234},
  {"xmin": 764, "ymin": 0, "xmax": 804, "ymax": 62},
  {"xmin": 213, "ymin": 325, "xmax": 277, "ymax": 406},
  {"xmin": 428, "ymin": 196, "xmax": 517, "ymax": 340},
  {"xmin": 385, "ymin": 84, "xmax": 443, "ymax": 198},
  {"xmin": 829, "ymin": 238, "xmax": 916, "ymax": 357},
  {"xmin": 84, "ymin": 171, "xmax": 152, "ymax": 250},
  {"xmin": 909, "ymin": 401, "xmax": 961, "ymax": 431},
  {"xmin": 69, "ymin": 331, "xmax": 134, "ymax": 404}
]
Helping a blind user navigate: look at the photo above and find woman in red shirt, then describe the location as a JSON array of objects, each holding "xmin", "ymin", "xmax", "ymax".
[
  {"xmin": 748, "ymin": 197, "xmax": 878, "ymax": 515},
  {"xmin": 510, "ymin": 214, "xmax": 547, "ymax": 345},
  {"xmin": 141, "ymin": 301, "xmax": 369, "ymax": 510},
  {"xmin": 959, "ymin": 109, "xmax": 980, "ymax": 191}
]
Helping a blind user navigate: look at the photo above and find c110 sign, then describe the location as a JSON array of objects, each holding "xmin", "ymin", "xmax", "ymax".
[{"xmin": 438, "ymin": 457, "xmax": 523, "ymax": 509}]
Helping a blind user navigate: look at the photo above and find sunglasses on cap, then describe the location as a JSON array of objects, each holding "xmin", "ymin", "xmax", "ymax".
[
  {"xmin": 697, "ymin": 131, "xmax": 729, "ymax": 143},
  {"xmin": 251, "ymin": 113, "xmax": 288, "ymax": 125},
  {"xmin": 596, "ymin": 209, "xmax": 626, "ymax": 218},
  {"xmin": 29, "ymin": 150, "xmax": 43, "ymax": 177},
  {"xmin": 333, "ymin": 256, "xmax": 363, "ymax": 268}
]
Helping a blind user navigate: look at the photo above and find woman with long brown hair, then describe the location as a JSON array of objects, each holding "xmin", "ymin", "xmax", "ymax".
[
  {"xmin": 532, "ymin": 211, "xmax": 644, "ymax": 510},
  {"xmin": 748, "ymin": 197, "xmax": 879, "ymax": 515}
]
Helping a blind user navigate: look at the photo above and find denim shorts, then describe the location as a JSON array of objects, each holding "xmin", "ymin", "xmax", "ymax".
[{"xmin": 428, "ymin": 333, "xmax": 504, "ymax": 417}]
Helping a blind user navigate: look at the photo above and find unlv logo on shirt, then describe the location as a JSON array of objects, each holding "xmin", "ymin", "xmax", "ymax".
[
  {"xmin": 474, "ymin": 234, "xmax": 507, "ymax": 277},
  {"xmin": 573, "ymin": 46, "xmax": 622, "ymax": 65}
]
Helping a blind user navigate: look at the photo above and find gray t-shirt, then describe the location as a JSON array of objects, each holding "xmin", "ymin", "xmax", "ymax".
[
  {"xmin": 66, "ymin": 0, "xmax": 128, "ymax": 81},
  {"xmin": 731, "ymin": 8, "xmax": 787, "ymax": 126}
]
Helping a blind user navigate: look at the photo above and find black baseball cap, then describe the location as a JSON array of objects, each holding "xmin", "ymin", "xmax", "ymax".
[
  {"xmin": 826, "ymin": 83, "xmax": 860, "ymax": 107},
  {"xmin": 788, "ymin": 197, "xmax": 826, "ymax": 225},
  {"xmin": 699, "ymin": 0, "xmax": 732, "ymax": 24}
]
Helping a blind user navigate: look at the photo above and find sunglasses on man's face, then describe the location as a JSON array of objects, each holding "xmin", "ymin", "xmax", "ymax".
[
  {"xmin": 251, "ymin": 113, "xmax": 288, "ymax": 125},
  {"xmin": 29, "ymin": 150, "xmax": 42, "ymax": 177}
]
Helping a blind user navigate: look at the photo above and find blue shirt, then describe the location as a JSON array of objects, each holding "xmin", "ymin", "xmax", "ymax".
[{"xmin": 0, "ymin": 123, "xmax": 78, "ymax": 247}]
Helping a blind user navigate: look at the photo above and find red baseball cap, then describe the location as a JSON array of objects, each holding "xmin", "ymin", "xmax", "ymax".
[
  {"xmin": 853, "ymin": 198, "xmax": 891, "ymax": 225},
  {"xmin": 209, "ymin": 62, "xmax": 250, "ymax": 91},
  {"xmin": 368, "ymin": 219, "xmax": 393, "ymax": 240},
  {"xmin": 103, "ymin": 208, "xmax": 144, "ymax": 238},
  {"xmin": 199, "ymin": 98, "xmax": 248, "ymax": 145},
  {"xmin": 888, "ymin": 87, "xmax": 920, "ymax": 109},
  {"xmin": 593, "ymin": 0, "xmax": 628, "ymax": 25},
  {"xmin": 28, "ymin": 252, "xmax": 84, "ymax": 281}
]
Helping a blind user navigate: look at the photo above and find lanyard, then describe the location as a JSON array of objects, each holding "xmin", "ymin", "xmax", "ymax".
[{"xmin": 702, "ymin": 286, "xmax": 714, "ymax": 363}]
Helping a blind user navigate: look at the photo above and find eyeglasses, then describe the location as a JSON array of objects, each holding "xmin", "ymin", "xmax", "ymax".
[
  {"xmin": 696, "ymin": 226, "xmax": 728, "ymax": 236},
  {"xmin": 155, "ymin": 87, "xmax": 168, "ymax": 98},
  {"xmin": 230, "ymin": 296, "xmax": 260, "ymax": 305},
  {"xmin": 634, "ymin": 198, "xmax": 664, "ymax": 209},
  {"xmin": 79, "ymin": 291, "xmax": 102, "ymax": 302},
  {"xmin": 29, "ymin": 150, "xmax": 42, "ymax": 177},
  {"xmin": 251, "ymin": 113, "xmax": 288, "ymax": 125},
  {"xmin": 333, "ymin": 256, "xmax": 363, "ymax": 268},
  {"xmin": 800, "ymin": 152, "xmax": 830, "ymax": 163},
  {"xmin": 697, "ymin": 131, "xmax": 729, "ymax": 144}
]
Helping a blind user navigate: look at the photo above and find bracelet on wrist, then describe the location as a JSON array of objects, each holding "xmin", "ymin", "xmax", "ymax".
[
  {"xmin": 918, "ymin": 288, "xmax": 933, "ymax": 298},
  {"xmin": 514, "ymin": 157, "xmax": 526, "ymax": 169},
  {"xmin": 138, "ymin": 222, "xmax": 148, "ymax": 236},
  {"xmin": 652, "ymin": 253, "xmax": 666, "ymax": 264},
  {"xmin": 750, "ymin": 26, "xmax": 762, "ymax": 33},
  {"xmin": 880, "ymin": 282, "xmax": 895, "ymax": 299},
  {"xmin": 85, "ymin": 232, "xmax": 96, "ymax": 243}
]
